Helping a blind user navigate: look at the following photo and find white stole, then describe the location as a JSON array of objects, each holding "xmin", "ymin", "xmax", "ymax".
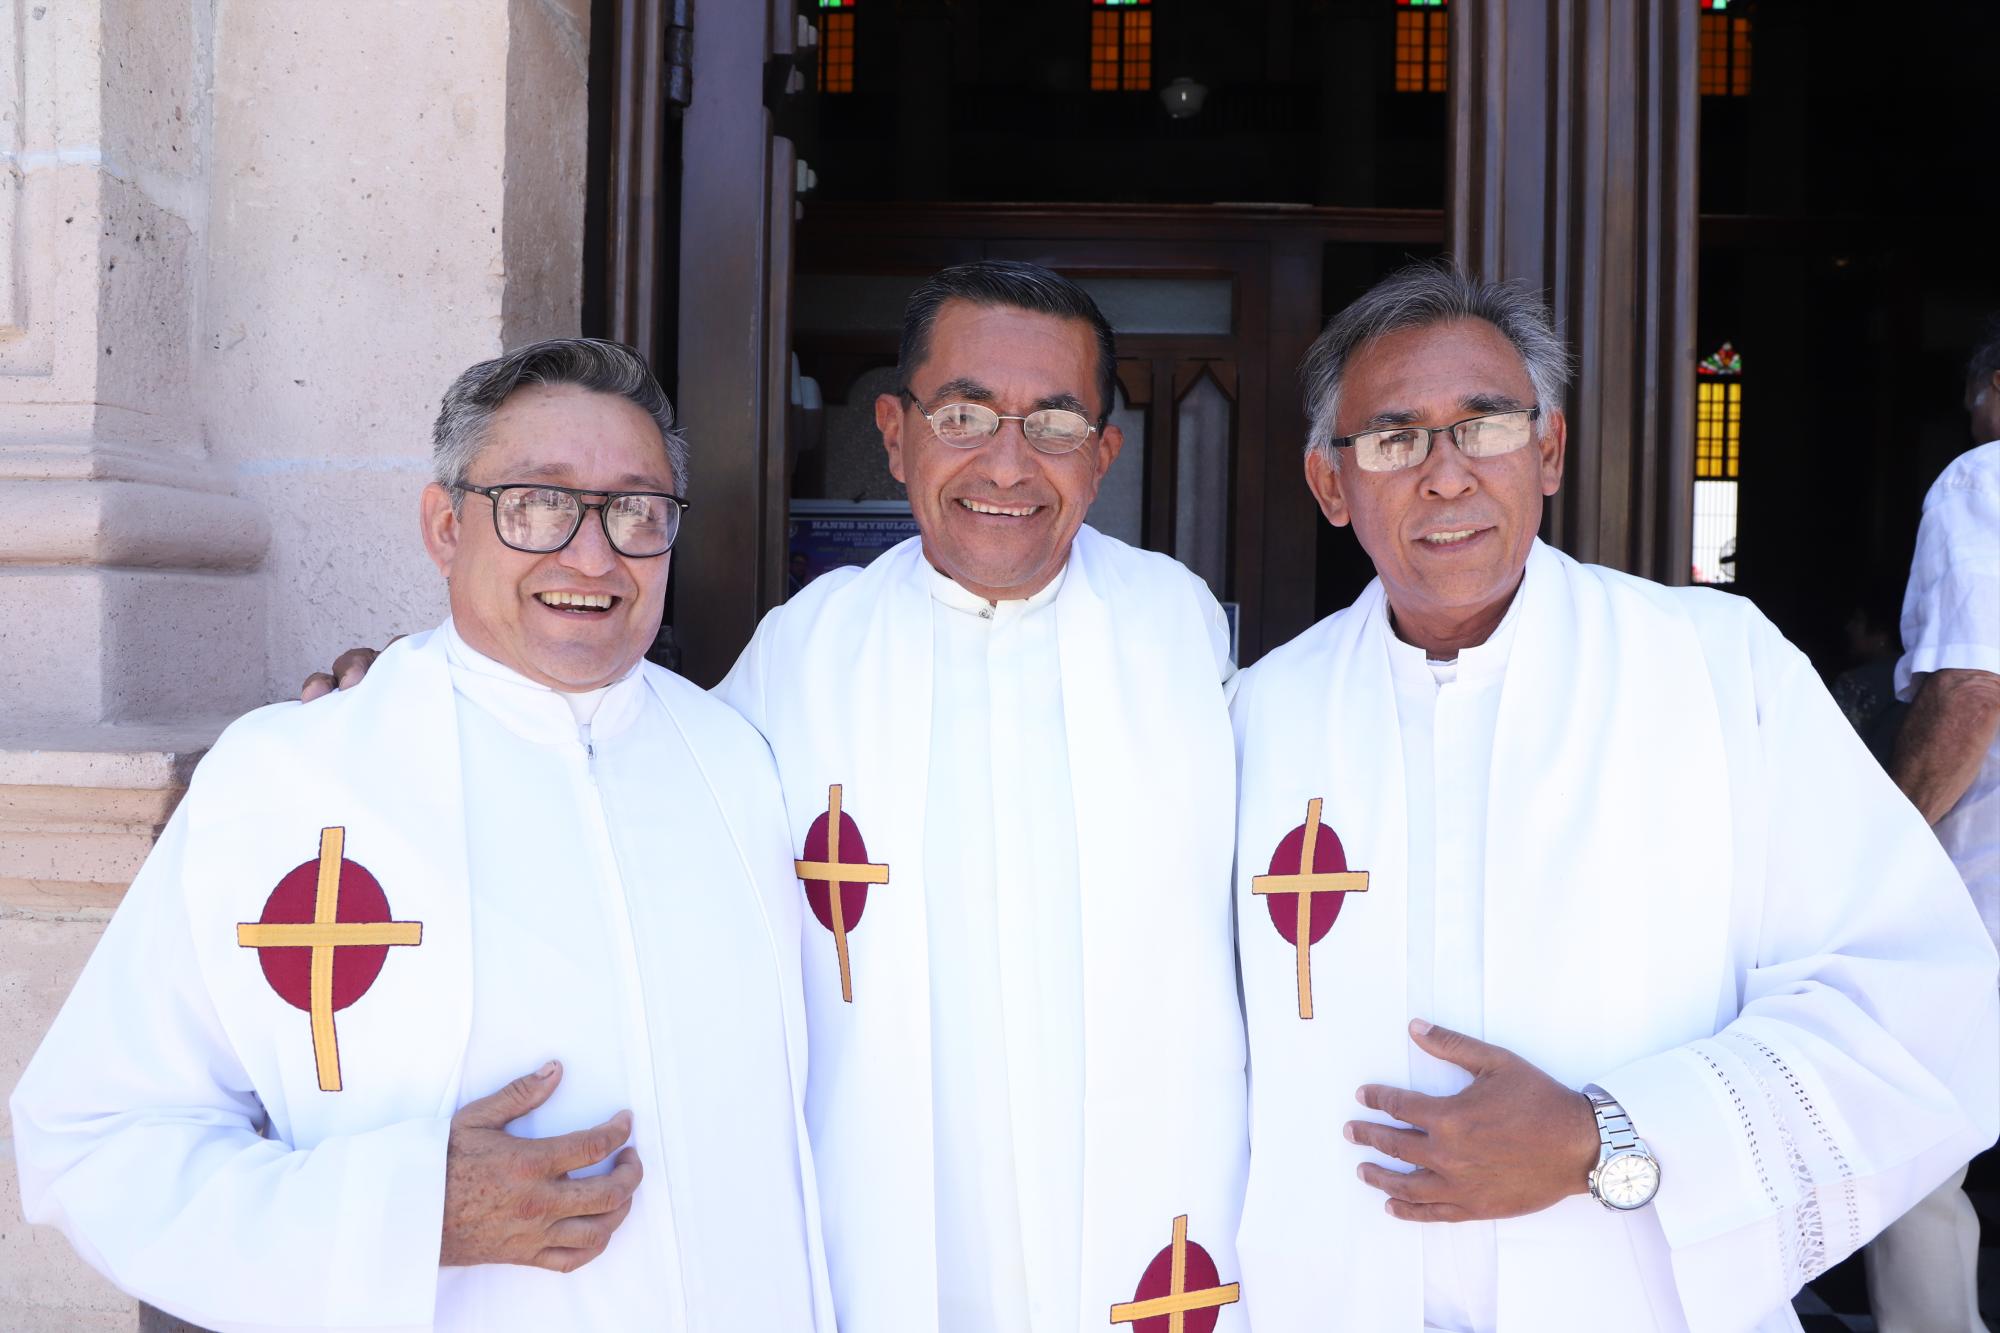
[
  {"xmin": 1233, "ymin": 540, "xmax": 1735, "ymax": 1331},
  {"xmin": 183, "ymin": 629, "xmax": 476, "ymax": 1152},
  {"xmin": 743, "ymin": 526, "xmax": 1249, "ymax": 1331},
  {"xmin": 178, "ymin": 628, "xmax": 832, "ymax": 1330}
]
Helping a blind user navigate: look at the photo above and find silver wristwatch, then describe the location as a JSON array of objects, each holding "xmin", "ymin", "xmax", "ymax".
[{"xmin": 1583, "ymin": 1084, "xmax": 1661, "ymax": 1211}]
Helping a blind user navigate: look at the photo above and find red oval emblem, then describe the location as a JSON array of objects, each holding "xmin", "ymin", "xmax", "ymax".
[
  {"xmin": 253, "ymin": 855, "xmax": 397, "ymax": 1012},
  {"xmin": 793, "ymin": 785, "xmax": 893, "ymax": 1003},
  {"xmin": 799, "ymin": 807, "xmax": 875, "ymax": 935},
  {"xmin": 1261, "ymin": 816, "xmax": 1354, "ymax": 945},
  {"xmin": 1250, "ymin": 798, "xmax": 1369, "ymax": 1020},
  {"xmin": 1109, "ymin": 1215, "xmax": 1241, "ymax": 1332},
  {"xmin": 235, "ymin": 827, "xmax": 423, "ymax": 1092}
]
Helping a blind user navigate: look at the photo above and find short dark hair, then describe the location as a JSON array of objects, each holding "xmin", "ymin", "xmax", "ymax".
[
  {"xmin": 897, "ymin": 260, "xmax": 1120, "ymax": 421},
  {"xmin": 1966, "ymin": 319, "xmax": 2000, "ymax": 406},
  {"xmin": 433, "ymin": 337, "xmax": 688, "ymax": 495}
]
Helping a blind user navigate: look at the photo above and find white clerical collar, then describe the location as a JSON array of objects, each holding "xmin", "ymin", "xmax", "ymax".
[
  {"xmin": 1383, "ymin": 574, "xmax": 1526, "ymax": 690},
  {"xmin": 440, "ymin": 618, "xmax": 649, "ymax": 744},
  {"xmin": 927, "ymin": 559, "xmax": 1067, "ymax": 624}
]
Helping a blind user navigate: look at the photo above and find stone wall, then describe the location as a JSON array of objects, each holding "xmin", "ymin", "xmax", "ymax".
[{"xmin": 0, "ymin": 1, "xmax": 589, "ymax": 1325}]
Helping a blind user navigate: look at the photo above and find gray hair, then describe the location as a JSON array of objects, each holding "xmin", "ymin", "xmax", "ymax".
[
  {"xmin": 899, "ymin": 260, "xmax": 1120, "ymax": 420},
  {"xmin": 1301, "ymin": 261, "xmax": 1574, "ymax": 460},
  {"xmin": 432, "ymin": 337, "xmax": 689, "ymax": 496},
  {"xmin": 1966, "ymin": 319, "xmax": 2000, "ymax": 406}
]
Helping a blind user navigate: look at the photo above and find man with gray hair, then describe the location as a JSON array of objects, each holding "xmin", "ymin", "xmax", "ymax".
[
  {"xmin": 11, "ymin": 339, "xmax": 833, "ymax": 1331},
  {"xmin": 1864, "ymin": 322, "xmax": 2000, "ymax": 1333},
  {"xmin": 1229, "ymin": 263, "xmax": 1997, "ymax": 1330}
]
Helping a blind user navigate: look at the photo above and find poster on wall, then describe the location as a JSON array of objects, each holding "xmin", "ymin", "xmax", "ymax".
[{"xmin": 787, "ymin": 500, "xmax": 920, "ymax": 597}]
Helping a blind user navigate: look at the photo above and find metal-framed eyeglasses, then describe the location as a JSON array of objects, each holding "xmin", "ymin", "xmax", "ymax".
[
  {"xmin": 901, "ymin": 388, "xmax": 1101, "ymax": 456},
  {"xmin": 1326, "ymin": 406, "xmax": 1541, "ymax": 474},
  {"xmin": 455, "ymin": 483, "xmax": 690, "ymax": 558}
]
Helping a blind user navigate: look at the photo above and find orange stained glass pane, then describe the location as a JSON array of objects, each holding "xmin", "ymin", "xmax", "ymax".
[
  {"xmin": 1091, "ymin": 11, "xmax": 1119, "ymax": 89},
  {"xmin": 1090, "ymin": 9, "xmax": 1151, "ymax": 91},
  {"xmin": 1123, "ymin": 10, "xmax": 1152, "ymax": 89},
  {"xmin": 1395, "ymin": 11, "xmax": 1423, "ymax": 91},
  {"xmin": 1699, "ymin": 13, "xmax": 1751, "ymax": 97},
  {"xmin": 820, "ymin": 12, "xmax": 855, "ymax": 93},
  {"xmin": 1395, "ymin": 9, "xmax": 1448, "ymax": 93}
]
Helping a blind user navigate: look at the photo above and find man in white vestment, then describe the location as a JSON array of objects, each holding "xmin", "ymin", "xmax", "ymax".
[
  {"xmin": 1864, "ymin": 328, "xmax": 2000, "ymax": 1333},
  {"xmin": 10, "ymin": 340, "xmax": 832, "ymax": 1332},
  {"xmin": 1230, "ymin": 264, "xmax": 2000, "ymax": 1332},
  {"xmin": 716, "ymin": 261, "xmax": 1249, "ymax": 1332}
]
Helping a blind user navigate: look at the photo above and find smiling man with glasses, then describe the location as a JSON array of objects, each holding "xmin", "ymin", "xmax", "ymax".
[
  {"xmin": 11, "ymin": 339, "xmax": 832, "ymax": 1332},
  {"xmin": 717, "ymin": 260, "xmax": 1248, "ymax": 1333},
  {"xmin": 1229, "ymin": 263, "xmax": 1997, "ymax": 1331}
]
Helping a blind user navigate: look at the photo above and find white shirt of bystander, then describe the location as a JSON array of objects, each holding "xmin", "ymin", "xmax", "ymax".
[{"xmin": 1896, "ymin": 438, "xmax": 2000, "ymax": 943}]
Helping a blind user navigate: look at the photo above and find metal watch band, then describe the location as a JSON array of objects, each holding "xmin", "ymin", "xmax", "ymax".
[{"xmin": 1583, "ymin": 1083, "xmax": 1639, "ymax": 1152}]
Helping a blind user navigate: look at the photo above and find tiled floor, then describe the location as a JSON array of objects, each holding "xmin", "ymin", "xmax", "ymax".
[{"xmin": 1795, "ymin": 1148, "xmax": 1998, "ymax": 1332}]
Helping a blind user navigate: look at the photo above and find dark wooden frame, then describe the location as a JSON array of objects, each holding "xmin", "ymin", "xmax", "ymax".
[{"xmin": 1449, "ymin": 0, "xmax": 1699, "ymax": 584}]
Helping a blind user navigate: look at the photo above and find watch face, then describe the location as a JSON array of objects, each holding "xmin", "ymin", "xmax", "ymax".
[{"xmin": 1596, "ymin": 1150, "xmax": 1661, "ymax": 1209}]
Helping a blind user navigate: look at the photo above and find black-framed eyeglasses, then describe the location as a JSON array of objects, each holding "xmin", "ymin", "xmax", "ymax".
[
  {"xmin": 456, "ymin": 483, "xmax": 690, "ymax": 558},
  {"xmin": 900, "ymin": 388, "xmax": 1101, "ymax": 456},
  {"xmin": 1327, "ymin": 406, "xmax": 1541, "ymax": 474}
]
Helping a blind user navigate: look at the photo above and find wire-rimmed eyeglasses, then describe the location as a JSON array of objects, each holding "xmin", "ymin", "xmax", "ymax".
[
  {"xmin": 1326, "ymin": 406, "xmax": 1541, "ymax": 474},
  {"xmin": 901, "ymin": 388, "xmax": 1101, "ymax": 456},
  {"xmin": 455, "ymin": 483, "xmax": 690, "ymax": 558}
]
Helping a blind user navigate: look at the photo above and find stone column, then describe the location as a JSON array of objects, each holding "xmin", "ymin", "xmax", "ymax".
[
  {"xmin": 0, "ymin": 0, "xmax": 268, "ymax": 743},
  {"xmin": 0, "ymin": 1, "xmax": 589, "ymax": 1326},
  {"xmin": 0, "ymin": 39, "xmax": 264, "ymax": 1329}
]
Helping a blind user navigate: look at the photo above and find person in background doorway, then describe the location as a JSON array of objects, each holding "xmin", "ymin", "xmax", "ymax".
[{"xmin": 1865, "ymin": 324, "xmax": 2000, "ymax": 1333}]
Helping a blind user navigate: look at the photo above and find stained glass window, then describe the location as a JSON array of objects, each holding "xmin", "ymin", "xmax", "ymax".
[
  {"xmin": 1395, "ymin": 0, "xmax": 1449, "ymax": 94},
  {"xmin": 1699, "ymin": 8, "xmax": 1751, "ymax": 97},
  {"xmin": 818, "ymin": 0, "xmax": 855, "ymax": 95},
  {"xmin": 1698, "ymin": 340, "xmax": 1742, "ymax": 377},
  {"xmin": 1092, "ymin": 0, "xmax": 1153, "ymax": 92},
  {"xmin": 1693, "ymin": 342, "xmax": 1743, "ymax": 584},
  {"xmin": 1696, "ymin": 380, "xmax": 1741, "ymax": 479}
]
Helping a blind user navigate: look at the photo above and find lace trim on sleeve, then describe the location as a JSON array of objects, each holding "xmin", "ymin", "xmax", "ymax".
[
  {"xmin": 1729, "ymin": 1031, "xmax": 1862, "ymax": 1255},
  {"xmin": 1693, "ymin": 1034, "xmax": 1859, "ymax": 1290},
  {"xmin": 1692, "ymin": 1048, "xmax": 1801, "ymax": 1284}
]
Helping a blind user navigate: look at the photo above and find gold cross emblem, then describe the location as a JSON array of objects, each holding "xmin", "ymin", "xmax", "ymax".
[
  {"xmin": 1251, "ymin": 797, "xmax": 1368, "ymax": 1019},
  {"xmin": 1109, "ymin": 1214, "xmax": 1242, "ymax": 1332},
  {"xmin": 236, "ymin": 828, "xmax": 422, "ymax": 1091},
  {"xmin": 793, "ymin": 784, "xmax": 891, "ymax": 1003}
]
